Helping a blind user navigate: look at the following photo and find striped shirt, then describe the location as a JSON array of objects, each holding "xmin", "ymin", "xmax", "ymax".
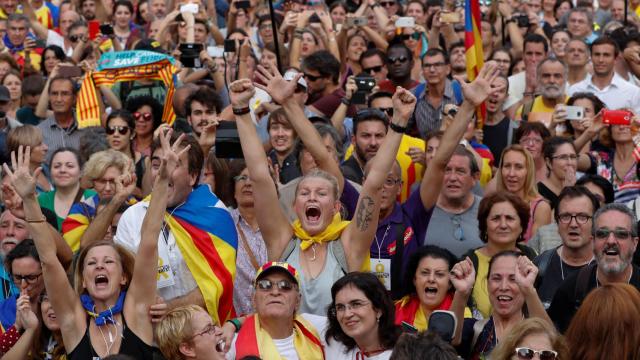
[
  {"xmin": 410, "ymin": 79, "xmax": 458, "ymax": 139},
  {"xmin": 37, "ymin": 116, "xmax": 85, "ymax": 163}
]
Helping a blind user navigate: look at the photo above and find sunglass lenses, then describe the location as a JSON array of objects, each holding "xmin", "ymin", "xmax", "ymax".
[
  {"xmin": 517, "ymin": 348, "xmax": 535, "ymax": 359},
  {"xmin": 540, "ymin": 351, "xmax": 558, "ymax": 360}
]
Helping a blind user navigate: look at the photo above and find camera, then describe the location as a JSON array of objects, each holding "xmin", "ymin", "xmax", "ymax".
[
  {"xmin": 352, "ymin": 74, "xmax": 376, "ymax": 104},
  {"xmin": 513, "ymin": 14, "xmax": 530, "ymax": 28},
  {"xmin": 179, "ymin": 43, "xmax": 204, "ymax": 68}
]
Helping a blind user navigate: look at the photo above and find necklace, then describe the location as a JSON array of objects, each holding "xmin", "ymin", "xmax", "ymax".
[
  {"xmin": 374, "ymin": 224, "xmax": 391, "ymax": 259},
  {"xmin": 97, "ymin": 320, "xmax": 120, "ymax": 356},
  {"xmin": 310, "ymin": 243, "xmax": 317, "ymax": 261},
  {"xmin": 559, "ymin": 247, "xmax": 594, "ymax": 281}
]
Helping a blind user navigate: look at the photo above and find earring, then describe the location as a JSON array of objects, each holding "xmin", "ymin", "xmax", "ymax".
[{"xmin": 376, "ymin": 315, "xmax": 380, "ymax": 323}]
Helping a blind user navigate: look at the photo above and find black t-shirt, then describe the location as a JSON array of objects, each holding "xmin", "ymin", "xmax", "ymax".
[
  {"xmin": 341, "ymin": 156, "xmax": 364, "ymax": 185},
  {"xmin": 483, "ymin": 117, "xmax": 511, "ymax": 163},
  {"xmin": 535, "ymin": 248, "xmax": 587, "ymax": 309},
  {"xmin": 547, "ymin": 263, "xmax": 640, "ymax": 332}
]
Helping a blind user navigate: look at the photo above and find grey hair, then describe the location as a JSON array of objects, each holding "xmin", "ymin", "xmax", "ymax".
[
  {"xmin": 7, "ymin": 13, "xmax": 29, "ymax": 26},
  {"xmin": 592, "ymin": 203, "xmax": 638, "ymax": 237},
  {"xmin": 536, "ymin": 57, "xmax": 568, "ymax": 80},
  {"xmin": 568, "ymin": 7, "xmax": 594, "ymax": 25}
]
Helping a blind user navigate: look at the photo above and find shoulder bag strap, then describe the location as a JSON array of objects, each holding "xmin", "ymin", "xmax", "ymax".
[{"xmin": 236, "ymin": 222, "xmax": 260, "ymax": 271}]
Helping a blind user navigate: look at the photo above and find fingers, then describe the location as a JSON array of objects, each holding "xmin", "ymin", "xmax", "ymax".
[{"xmin": 2, "ymin": 163, "xmax": 13, "ymax": 178}]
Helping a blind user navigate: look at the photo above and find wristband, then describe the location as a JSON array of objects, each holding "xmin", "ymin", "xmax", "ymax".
[
  {"xmin": 341, "ymin": 97, "xmax": 351, "ymax": 106},
  {"xmin": 233, "ymin": 107, "xmax": 250, "ymax": 115},
  {"xmin": 389, "ymin": 122, "xmax": 408, "ymax": 133},
  {"xmin": 226, "ymin": 318, "xmax": 242, "ymax": 332},
  {"xmin": 25, "ymin": 217, "xmax": 47, "ymax": 223}
]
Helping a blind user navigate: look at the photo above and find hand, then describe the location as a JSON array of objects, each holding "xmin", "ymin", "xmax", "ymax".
[
  {"xmin": 431, "ymin": 10, "xmax": 443, "ymax": 29},
  {"xmin": 391, "ymin": 87, "xmax": 417, "ymax": 125},
  {"xmin": 149, "ymin": 295, "xmax": 168, "ymax": 323},
  {"xmin": 2, "ymin": 182, "xmax": 25, "ymax": 219},
  {"xmin": 229, "ymin": 78, "xmax": 256, "ymax": 108},
  {"xmin": 344, "ymin": 76, "xmax": 357, "ymax": 100},
  {"xmin": 414, "ymin": 25, "xmax": 426, "ymax": 34},
  {"xmin": 551, "ymin": 104, "xmax": 567, "ymax": 125},
  {"xmin": 498, "ymin": 1, "xmax": 513, "ymax": 18},
  {"xmin": 254, "ymin": 64, "xmax": 301, "ymax": 105},
  {"xmin": 15, "ymin": 290, "xmax": 38, "ymax": 331},
  {"xmin": 587, "ymin": 110, "xmax": 605, "ymax": 135},
  {"xmin": 114, "ymin": 161, "xmax": 136, "ymax": 202},
  {"xmin": 405, "ymin": 147, "xmax": 426, "ymax": 166},
  {"xmin": 198, "ymin": 121, "xmax": 219, "ymax": 151},
  {"xmin": 2, "ymin": 146, "xmax": 41, "ymax": 200},
  {"xmin": 524, "ymin": 63, "xmax": 537, "ymax": 93},
  {"xmin": 625, "ymin": 46, "xmax": 640, "ymax": 65},
  {"xmin": 220, "ymin": 321, "xmax": 237, "ymax": 353},
  {"xmin": 281, "ymin": 11, "xmax": 299, "ymax": 31},
  {"xmin": 181, "ymin": 10, "xmax": 195, "ymax": 23},
  {"xmin": 153, "ymin": 123, "xmax": 172, "ymax": 140},
  {"xmin": 456, "ymin": 61, "xmax": 502, "ymax": 107},
  {"xmin": 563, "ymin": 166, "xmax": 576, "ymax": 187},
  {"xmin": 23, "ymin": 38, "xmax": 36, "ymax": 51},
  {"xmin": 157, "ymin": 129, "xmax": 190, "ymax": 180},
  {"xmin": 239, "ymin": 39, "xmax": 251, "ymax": 62},
  {"xmin": 450, "ymin": 257, "xmax": 476, "ymax": 295},
  {"xmin": 296, "ymin": 10, "xmax": 314, "ymax": 27},
  {"xmin": 317, "ymin": 10, "xmax": 333, "ymax": 31},
  {"xmin": 515, "ymin": 256, "xmax": 538, "ymax": 294},
  {"xmin": 200, "ymin": 50, "xmax": 215, "ymax": 68},
  {"xmin": 527, "ymin": 11, "xmax": 539, "ymax": 30}
]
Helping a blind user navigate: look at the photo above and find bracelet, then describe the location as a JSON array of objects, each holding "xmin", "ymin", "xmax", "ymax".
[
  {"xmin": 232, "ymin": 107, "xmax": 250, "ymax": 115},
  {"xmin": 389, "ymin": 121, "xmax": 408, "ymax": 133},
  {"xmin": 341, "ymin": 97, "xmax": 351, "ymax": 106},
  {"xmin": 25, "ymin": 217, "xmax": 46, "ymax": 223},
  {"xmin": 226, "ymin": 318, "xmax": 242, "ymax": 332}
]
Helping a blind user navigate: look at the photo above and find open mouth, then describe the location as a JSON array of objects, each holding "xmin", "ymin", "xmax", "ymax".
[
  {"xmin": 305, "ymin": 206, "xmax": 321, "ymax": 223},
  {"xmin": 424, "ymin": 286, "xmax": 438, "ymax": 295},
  {"xmin": 95, "ymin": 274, "xmax": 109, "ymax": 287},
  {"xmin": 496, "ymin": 295, "xmax": 512, "ymax": 304},
  {"xmin": 604, "ymin": 247, "xmax": 620, "ymax": 256}
]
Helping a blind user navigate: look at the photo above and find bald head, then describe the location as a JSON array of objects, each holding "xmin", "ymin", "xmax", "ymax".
[{"xmin": 60, "ymin": 10, "xmax": 80, "ymax": 36}]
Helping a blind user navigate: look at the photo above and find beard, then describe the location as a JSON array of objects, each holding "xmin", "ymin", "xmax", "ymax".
[
  {"xmin": 0, "ymin": 237, "xmax": 19, "ymax": 257},
  {"xmin": 596, "ymin": 245, "xmax": 634, "ymax": 275},
  {"xmin": 539, "ymin": 83, "xmax": 565, "ymax": 100}
]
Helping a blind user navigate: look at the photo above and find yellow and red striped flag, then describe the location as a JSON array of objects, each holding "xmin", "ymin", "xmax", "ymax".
[{"xmin": 465, "ymin": 0, "xmax": 486, "ymax": 129}]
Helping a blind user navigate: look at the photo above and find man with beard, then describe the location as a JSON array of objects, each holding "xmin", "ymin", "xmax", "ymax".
[
  {"xmin": 79, "ymin": 0, "xmax": 96, "ymax": 20},
  {"xmin": 377, "ymin": 43, "xmax": 419, "ymax": 94},
  {"xmin": 341, "ymin": 109, "xmax": 387, "ymax": 184},
  {"xmin": 548, "ymin": 203, "xmax": 640, "ymax": 332},
  {"xmin": 448, "ymin": 42, "xmax": 467, "ymax": 80},
  {"xmin": 569, "ymin": 36, "xmax": 640, "ymax": 113},
  {"xmin": 534, "ymin": 186, "xmax": 599, "ymax": 309},
  {"xmin": 0, "ymin": 210, "xmax": 29, "ymax": 300},
  {"xmin": 302, "ymin": 50, "xmax": 350, "ymax": 117},
  {"xmin": 185, "ymin": 86, "xmax": 222, "ymax": 157},
  {"xmin": 516, "ymin": 58, "xmax": 568, "ymax": 125}
]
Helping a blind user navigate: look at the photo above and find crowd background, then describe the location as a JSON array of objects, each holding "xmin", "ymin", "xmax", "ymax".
[{"xmin": 0, "ymin": 0, "xmax": 636, "ymax": 359}]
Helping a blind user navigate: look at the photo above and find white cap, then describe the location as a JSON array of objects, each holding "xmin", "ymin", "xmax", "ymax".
[{"xmin": 283, "ymin": 69, "xmax": 307, "ymax": 89}]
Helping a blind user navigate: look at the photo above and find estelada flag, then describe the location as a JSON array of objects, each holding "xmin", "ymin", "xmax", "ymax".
[{"xmin": 464, "ymin": 0, "xmax": 486, "ymax": 129}]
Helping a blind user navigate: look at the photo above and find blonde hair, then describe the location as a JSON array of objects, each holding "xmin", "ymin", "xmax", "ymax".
[
  {"xmin": 82, "ymin": 149, "xmax": 129, "ymax": 184},
  {"xmin": 73, "ymin": 241, "xmax": 135, "ymax": 296},
  {"xmin": 294, "ymin": 168, "xmax": 340, "ymax": 200},
  {"xmin": 7, "ymin": 125, "xmax": 43, "ymax": 155},
  {"xmin": 491, "ymin": 318, "xmax": 569, "ymax": 360},
  {"xmin": 495, "ymin": 144, "xmax": 539, "ymax": 201},
  {"xmin": 155, "ymin": 304, "xmax": 205, "ymax": 360}
]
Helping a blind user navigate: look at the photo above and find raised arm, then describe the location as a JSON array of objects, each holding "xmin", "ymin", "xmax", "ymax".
[
  {"xmin": 420, "ymin": 61, "xmax": 503, "ymax": 209},
  {"xmin": 516, "ymin": 256, "xmax": 553, "ymax": 325},
  {"xmin": 450, "ymin": 257, "xmax": 476, "ymax": 345},
  {"xmin": 3, "ymin": 146, "xmax": 85, "ymax": 349},
  {"xmin": 229, "ymin": 79, "xmax": 293, "ymax": 260},
  {"xmin": 341, "ymin": 88, "xmax": 416, "ymax": 271},
  {"xmin": 574, "ymin": 111, "xmax": 604, "ymax": 171},
  {"xmin": 255, "ymin": 65, "xmax": 345, "ymax": 194}
]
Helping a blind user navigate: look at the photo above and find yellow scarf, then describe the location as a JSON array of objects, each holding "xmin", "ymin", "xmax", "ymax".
[{"xmin": 291, "ymin": 213, "xmax": 349, "ymax": 251}]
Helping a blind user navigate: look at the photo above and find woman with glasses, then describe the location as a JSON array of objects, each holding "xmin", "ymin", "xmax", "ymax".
[
  {"xmin": 491, "ymin": 49, "xmax": 513, "ymax": 77},
  {"xmin": 325, "ymin": 272, "xmax": 400, "ymax": 359},
  {"xmin": 125, "ymin": 95, "xmax": 163, "ymax": 157},
  {"xmin": 105, "ymin": 110, "xmax": 145, "ymax": 194},
  {"xmin": 565, "ymin": 283, "xmax": 640, "ymax": 360},
  {"xmin": 488, "ymin": 145, "xmax": 552, "ymax": 242},
  {"xmin": 6, "ymin": 126, "xmax": 51, "ymax": 194},
  {"xmin": 538, "ymin": 137, "xmax": 585, "ymax": 209},
  {"xmin": 450, "ymin": 251, "xmax": 552, "ymax": 359},
  {"xmin": 490, "ymin": 318, "xmax": 568, "ymax": 360},
  {"xmin": 461, "ymin": 192, "xmax": 537, "ymax": 319},
  {"xmin": 394, "ymin": 246, "xmax": 472, "ymax": 332}
]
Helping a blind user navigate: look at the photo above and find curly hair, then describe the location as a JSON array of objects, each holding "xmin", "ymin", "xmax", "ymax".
[
  {"xmin": 478, "ymin": 192, "xmax": 530, "ymax": 243},
  {"xmin": 125, "ymin": 95, "xmax": 163, "ymax": 130}
]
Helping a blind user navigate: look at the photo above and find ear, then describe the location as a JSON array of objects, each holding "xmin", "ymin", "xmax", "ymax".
[
  {"xmin": 395, "ymin": 182, "xmax": 403, "ymax": 196},
  {"xmin": 189, "ymin": 172, "xmax": 198, "ymax": 187},
  {"xmin": 120, "ymin": 273, "xmax": 128, "ymax": 287},
  {"xmin": 179, "ymin": 342, "xmax": 196, "ymax": 358},
  {"xmin": 333, "ymin": 199, "xmax": 342, "ymax": 215}
]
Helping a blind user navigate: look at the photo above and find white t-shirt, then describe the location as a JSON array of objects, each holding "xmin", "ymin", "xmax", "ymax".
[{"xmin": 46, "ymin": 30, "xmax": 73, "ymax": 56}]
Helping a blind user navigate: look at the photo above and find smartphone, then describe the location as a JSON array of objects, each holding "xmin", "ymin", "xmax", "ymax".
[
  {"xmin": 215, "ymin": 121, "xmax": 244, "ymax": 158},
  {"xmin": 355, "ymin": 75, "xmax": 375, "ymax": 92},
  {"xmin": 34, "ymin": 39, "xmax": 46, "ymax": 48},
  {"xmin": 440, "ymin": 11, "xmax": 461, "ymax": 23},
  {"xmin": 224, "ymin": 39, "xmax": 236, "ymax": 52},
  {"xmin": 58, "ymin": 65, "xmax": 83, "ymax": 78},
  {"xmin": 180, "ymin": 3, "xmax": 199, "ymax": 13},
  {"xmin": 309, "ymin": 13, "xmax": 321, "ymax": 23},
  {"xmin": 428, "ymin": 310, "xmax": 457, "ymax": 342},
  {"xmin": 602, "ymin": 109, "xmax": 632, "ymax": 125},
  {"xmin": 88, "ymin": 20, "xmax": 100, "ymax": 40},
  {"xmin": 565, "ymin": 105, "xmax": 584, "ymax": 120},
  {"xmin": 395, "ymin": 17, "xmax": 415, "ymax": 28},
  {"xmin": 235, "ymin": 0, "xmax": 251, "ymax": 9},
  {"xmin": 207, "ymin": 46, "xmax": 224, "ymax": 58},
  {"xmin": 346, "ymin": 17, "xmax": 368, "ymax": 27},
  {"xmin": 100, "ymin": 23, "xmax": 114, "ymax": 36}
]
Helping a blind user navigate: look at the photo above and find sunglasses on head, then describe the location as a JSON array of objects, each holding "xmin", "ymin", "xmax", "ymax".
[
  {"xmin": 387, "ymin": 56, "xmax": 409, "ymax": 64},
  {"xmin": 255, "ymin": 279, "xmax": 296, "ymax": 291},
  {"xmin": 515, "ymin": 347, "xmax": 558, "ymax": 360},
  {"xmin": 355, "ymin": 108, "xmax": 388, "ymax": 122},
  {"xmin": 378, "ymin": 107, "xmax": 393, "ymax": 117},
  {"xmin": 397, "ymin": 33, "xmax": 421, "ymax": 41},
  {"xmin": 363, "ymin": 65, "xmax": 384, "ymax": 73},
  {"xmin": 133, "ymin": 112, "xmax": 153, "ymax": 122},
  {"xmin": 106, "ymin": 125, "xmax": 130, "ymax": 135}
]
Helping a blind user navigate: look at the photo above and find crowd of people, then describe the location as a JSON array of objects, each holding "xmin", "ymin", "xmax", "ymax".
[{"xmin": 0, "ymin": 0, "xmax": 638, "ymax": 359}]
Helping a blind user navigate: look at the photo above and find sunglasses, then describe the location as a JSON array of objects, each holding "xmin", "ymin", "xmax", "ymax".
[
  {"xmin": 69, "ymin": 34, "xmax": 86, "ymax": 43},
  {"xmin": 387, "ymin": 56, "xmax": 409, "ymax": 64},
  {"xmin": 378, "ymin": 107, "xmax": 393, "ymax": 117},
  {"xmin": 594, "ymin": 228, "xmax": 632, "ymax": 240},
  {"xmin": 255, "ymin": 279, "xmax": 296, "ymax": 291},
  {"xmin": 380, "ymin": 1, "xmax": 395, "ymax": 6},
  {"xmin": 303, "ymin": 73, "xmax": 324, "ymax": 82},
  {"xmin": 106, "ymin": 125, "xmax": 130, "ymax": 135},
  {"xmin": 133, "ymin": 112, "xmax": 153, "ymax": 122},
  {"xmin": 363, "ymin": 65, "xmax": 384, "ymax": 73},
  {"xmin": 397, "ymin": 33, "xmax": 421, "ymax": 41},
  {"xmin": 515, "ymin": 347, "xmax": 558, "ymax": 360}
]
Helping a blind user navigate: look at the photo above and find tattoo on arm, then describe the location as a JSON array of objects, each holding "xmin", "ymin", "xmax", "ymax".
[{"xmin": 355, "ymin": 196, "xmax": 375, "ymax": 231}]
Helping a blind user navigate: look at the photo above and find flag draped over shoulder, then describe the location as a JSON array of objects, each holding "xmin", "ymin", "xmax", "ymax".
[
  {"xmin": 464, "ymin": 0, "xmax": 486, "ymax": 128},
  {"xmin": 0, "ymin": 296, "xmax": 16, "ymax": 334},
  {"xmin": 163, "ymin": 185, "xmax": 238, "ymax": 324},
  {"xmin": 76, "ymin": 50, "xmax": 178, "ymax": 128}
]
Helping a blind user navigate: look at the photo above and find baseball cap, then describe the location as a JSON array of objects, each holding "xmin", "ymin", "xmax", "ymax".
[
  {"xmin": 283, "ymin": 69, "xmax": 307, "ymax": 90},
  {"xmin": 134, "ymin": 39, "xmax": 166, "ymax": 54},
  {"xmin": 254, "ymin": 261, "xmax": 300, "ymax": 285},
  {"xmin": 0, "ymin": 86, "xmax": 10, "ymax": 102}
]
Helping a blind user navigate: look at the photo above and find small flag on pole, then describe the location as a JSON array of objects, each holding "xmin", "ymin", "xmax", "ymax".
[{"xmin": 464, "ymin": 0, "xmax": 486, "ymax": 129}]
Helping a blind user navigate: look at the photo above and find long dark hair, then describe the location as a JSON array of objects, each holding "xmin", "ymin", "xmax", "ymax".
[{"xmin": 325, "ymin": 272, "xmax": 400, "ymax": 351}]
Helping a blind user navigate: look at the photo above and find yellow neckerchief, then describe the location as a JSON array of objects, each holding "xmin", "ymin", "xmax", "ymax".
[
  {"xmin": 291, "ymin": 213, "xmax": 349, "ymax": 251},
  {"xmin": 253, "ymin": 314, "xmax": 324, "ymax": 360}
]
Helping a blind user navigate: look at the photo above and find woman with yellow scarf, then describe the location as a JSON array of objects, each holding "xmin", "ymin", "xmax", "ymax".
[{"xmin": 229, "ymin": 65, "xmax": 416, "ymax": 315}]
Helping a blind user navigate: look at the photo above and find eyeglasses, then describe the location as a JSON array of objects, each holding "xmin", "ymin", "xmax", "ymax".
[
  {"xmin": 94, "ymin": 178, "xmax": 116, "ymax": 187},
  {"xmin": 551, "ymin": 154, "xmax": 578, "ymax": 161},
  {"xmin": 398, "ymin": 33, "xmax": 421, "ymax": 41},
  {"xmin": 452, "ymin": 214, "xmax": 465, "ymax": 241},
  {"xmin": 515, "ymin": 347, "xmax": 558, "ymax": 360},
  {"xmin": 133, "ymin": 112, "xmax": 153, "ymax": 122},
  {"xmin": 190, "ymin": 323, "xmax": 219, "ymax": 340},
  {"xmin": 383, "ymin": 177, "xmax": 401, "ymax": 187},
  {"xmin": 557, "ymin": 213, "xmax": 591, "ymax": 224},
  {"xmin": 380, "ymin": 1, "xmax": 395, "ymax": 6},
  {"xmin": 594, "ymin": 228, "xmax": 632, "ymax": 240},
  {"xmin": 69, "ymin": 34, "xmax": 86, "ymax": 43},
  {"xmin": 363, "ymin": 65, "xmax": 384, "ymax": 74},
  {"xmin": 233, "ymin": 174, "xmax": 250, "ymax": 182},
  {"xmin": 255, "ymin": 279, "xmax": 296, "ymax": 291},
  {"xmin": 519, "ymin": 137, "xmax": 543, "ymax": 145},
  {"xmin": 303, "ymin": 73, "xmax": 324, "ymax": 82},
  {"xmin": 105, "ymin": 125, "xmax": 130, "ymax": 135},
  {"xmin": 387, "ymin": 56, "xmax": 409, "ymax": 64},
  {"xmin": 378, "ymin": 107, "xmax": 394, "ymax": 117},
  {"xmin": 423, "ymin": 61, "xmax": 446, "ymax": 69},
  {"xmin": 333, "ymin": 300, "xmax": 370, "ymax": 314},
  {"xmin": 13, "ymin": 273, "xmax": 42, "ymax": 285}
]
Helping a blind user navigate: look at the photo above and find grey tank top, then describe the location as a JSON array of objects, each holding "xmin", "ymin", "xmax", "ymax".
[{"xmin": 285, "ymin": 239, "xmax": 346, "ymax": 315}]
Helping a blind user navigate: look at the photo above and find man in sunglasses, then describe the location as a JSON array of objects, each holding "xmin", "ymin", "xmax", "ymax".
[
  {"xmin": 378, "ymin": 43, "xmax": 418, "ymax": 95},
  {"xmin": 547, "ymin": 203, "xmax": 640, "ymax": 332},
  {"xmin": 359, "ymin": 48, "xmax": 389, "ymax": 84},
  {"xmin": 223, "ymin": 262, "xmax": 327, "ymax": 359},
  {"xmin": 25, "ymin": 8, "xmax": 80, "ymax": 57},
  {"xmin": 301, "ymin": 50, "xmax": 350, "ymax": 117}
]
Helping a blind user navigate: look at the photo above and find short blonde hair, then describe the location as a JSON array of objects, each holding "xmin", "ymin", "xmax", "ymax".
[
  {"xmin": 155, "ymin": 304, "xmax": 204, "ymax": 360},
  {"xmin": 7, "ymin": 125, "xmax": 43, "ymax": 155},
  {"xmin": 491, "ymin": 318, "xmax": 569, "ymax": 360},
  {"xmin": 82, "ymin": 149, "xmax": 129, "ymax": 183}
]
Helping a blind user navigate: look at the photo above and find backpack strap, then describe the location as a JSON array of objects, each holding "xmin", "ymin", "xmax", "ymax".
[
  {"xmin": 330, "ymin": 240, "xmax": 349, "ymax": 274},
  {"xmin": 534, "ymin": 248, "xmax": 556, "ymax": 285},
  {"xmin": 451, "ymin": 80, "xmax": 463, "ymax": 105},
  {"xmin": 412, "ymin": 83, "xmax": 426, "ymax": 100},
  {"xmin": 521, "ymin": 98, "xmax": 535, "ymax": 122},
  {"xmin": 279, "ymin": 239, "xmax": 297, "ymax": 262}
]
